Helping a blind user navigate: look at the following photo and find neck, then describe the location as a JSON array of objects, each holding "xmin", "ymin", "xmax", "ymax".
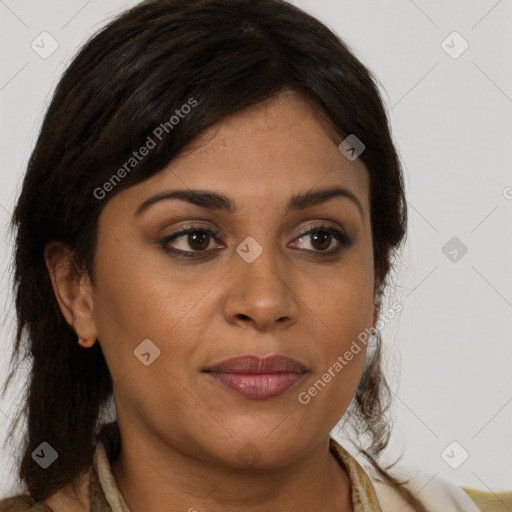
[{"xmin": 109, "ymin": 432, "xmax": 353, "ymax": 512}]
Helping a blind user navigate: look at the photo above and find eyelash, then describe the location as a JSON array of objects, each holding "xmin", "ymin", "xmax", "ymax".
[{"xmin": 158, "ymin": 224, "xmax": 353, "ymax": 259}]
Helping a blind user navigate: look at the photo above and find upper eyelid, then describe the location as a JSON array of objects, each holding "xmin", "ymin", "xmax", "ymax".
[
  {"xmin": 295, "ymin": 224, "xmax": 343, "ymax": 237},
  {"xmin": 166, "ymin": 222, "xmax": 345, "ymax": 238}
]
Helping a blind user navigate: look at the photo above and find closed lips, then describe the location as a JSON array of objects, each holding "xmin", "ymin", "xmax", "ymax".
[{"xmin": 202, "ymin": 355, "xmax": 309, "ymax": 400}]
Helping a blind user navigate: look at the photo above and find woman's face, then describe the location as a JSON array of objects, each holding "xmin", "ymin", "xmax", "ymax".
[{"xmin": 89, "ymin": 91, "xmax": 378, "ymax": 467}]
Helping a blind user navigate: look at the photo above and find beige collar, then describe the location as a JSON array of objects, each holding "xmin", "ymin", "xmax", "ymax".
[{"xmin": 92, "ymin": 441, "xmax": 131, "ymax": 512}]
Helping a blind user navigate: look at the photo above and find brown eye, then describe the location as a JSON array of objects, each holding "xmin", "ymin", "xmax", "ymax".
[
  {"xmin": 309, "ymin": 229, "xmax": 333, "ymax": 251},
  {"xmin": 291, "ymin": 226, "xmax": 353, "ymax": 255},
  {"xmin": 186, "ymin": 231, "xmax": 210, "ymax": 251},
  {"xmin": 159, "ymin": 227, "xmax": 222, "ymax": 257}
]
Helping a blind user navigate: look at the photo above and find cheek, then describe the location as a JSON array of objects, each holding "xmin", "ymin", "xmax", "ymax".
[
  {"xmin": 299, "ymin": 244, "xmax": 375, "ymax": 331},
  {"xmin": 91, "ymin": 248, "xmax": 206, "ymax": 431},
  {"xmin": 295, "ymin": 300, "xmax": 370, "ymax": 429},
  {"xmin": 91, "ymin": 236, "xmax": 217, "ymax": 381},
  {"xmin": 293, "ymin": 244, "xmax": 374, "ymax": 414}
]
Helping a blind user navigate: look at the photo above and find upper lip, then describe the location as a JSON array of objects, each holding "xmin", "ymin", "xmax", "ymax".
[{"xmin": 202, "ymin": 355, "xmax": 308, "ymax": 374}]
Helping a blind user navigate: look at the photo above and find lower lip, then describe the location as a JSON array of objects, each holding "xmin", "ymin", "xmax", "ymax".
[{"xmin": 204, "ymin": 372, "xmax": 306, "ymax": 399}]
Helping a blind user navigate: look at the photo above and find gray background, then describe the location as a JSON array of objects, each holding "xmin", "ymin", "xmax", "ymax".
[{"xmin": 1, "ymin": 0, "xmax": 511, "ymax": 497}]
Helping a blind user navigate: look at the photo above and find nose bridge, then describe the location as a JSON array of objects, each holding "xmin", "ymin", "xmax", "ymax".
[
  {"xmin": 223, "ymin": 233, "xmax": 298, "ymax": 329},
  {"xmin": 237, "ymin": 234, "xmax": 288, "ymax": 300}
]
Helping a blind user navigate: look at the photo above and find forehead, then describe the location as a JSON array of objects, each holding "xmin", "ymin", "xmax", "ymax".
[
  {"xmin": 103, "ymin": 91, "xmax": 371, "ymax": 219},
  {"xmin": 179, "ymin": 91, "xmax": 367, "ymax": 189}
]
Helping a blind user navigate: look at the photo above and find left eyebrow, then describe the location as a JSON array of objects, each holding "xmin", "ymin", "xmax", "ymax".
[
  {"xmin": 135, "ymin": 186, "xmax": 364, "ymax": 219},
  {"xmin": 286, "ymin": 186, "xmax": 363, "ymax": 219}
]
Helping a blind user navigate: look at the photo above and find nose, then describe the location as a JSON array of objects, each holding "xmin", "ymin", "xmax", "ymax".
[{"xmin": 222, "ymin": 246, "xmax": 299, "ymax": 331}]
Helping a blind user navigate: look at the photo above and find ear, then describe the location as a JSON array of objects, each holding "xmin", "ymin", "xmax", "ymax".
[{"xmin": 44, "ymin": 241, "xmax": 98, "ymax": 348}]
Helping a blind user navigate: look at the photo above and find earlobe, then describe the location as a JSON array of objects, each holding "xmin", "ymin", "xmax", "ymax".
[
  {"xmin": 44, "ymin": 241, "xmax": 98, "ymax": 347},
  {"xmin": 78, "ymin": 336, "xmax": 96, "ymax": 348}
]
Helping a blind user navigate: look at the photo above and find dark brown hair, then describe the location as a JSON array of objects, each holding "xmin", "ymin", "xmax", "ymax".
[{"xmin": 2, "ymin": 0, "xmax": 426, "ymax": 510}]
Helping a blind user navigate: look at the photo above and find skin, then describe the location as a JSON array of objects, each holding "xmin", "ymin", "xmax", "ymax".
[{"xmin": 44, "ymin": 90, "xmax": 380, "ymax": 512}]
